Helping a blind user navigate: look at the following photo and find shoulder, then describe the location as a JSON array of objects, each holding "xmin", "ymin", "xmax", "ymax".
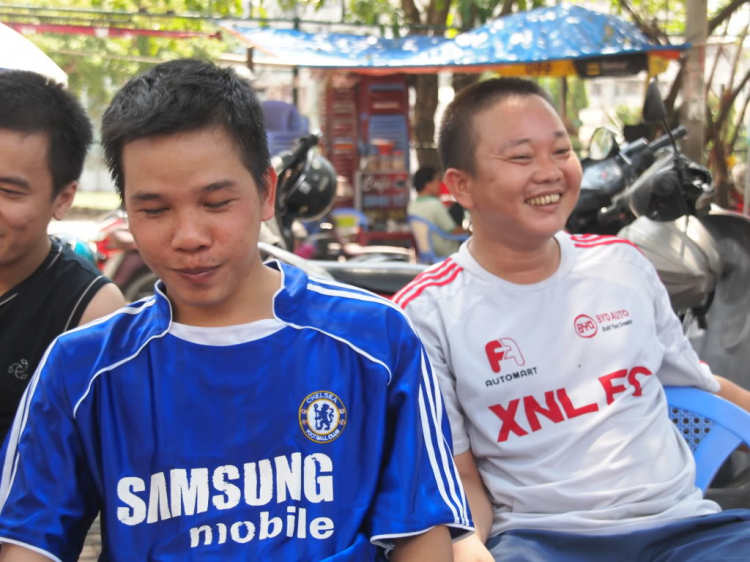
[
  {"xmin": 78, "ymin": 282, "xmax": 127, "ymax": 326},
  {"xmin": 49, "ymin": 242, "xmax": 117, "ymax": 306},
  {"xmin": 299, "ymin": 273, "xmax": 415, "ymax": 339},
  {"xmin": 567, "ymin": 233, "xmax": 652, "ymax": 271},
  {"xmin": 50, "ymin": 296, "xmax": 169, "ymax": 403},
  {"xmin": 53, "ymin": 240, "xmax": 107, "ymax": 282},
  {"xmin": 564, "ymin": 233, "xmax": 660, "ymax": 300},
  {"xmin": 408, "ymin": 196, "xmax": 442, "ymax": 213},
  {"xmin": 275, "ymin": 264, "xmax": 421, "ymax": 375},
  {"xmin": 56, "ymin": 242, "xmax": 126, "ymax": 328},
  {"xmin": 393, "ymin": 257, "xmax": 468, "ymax": 315}
]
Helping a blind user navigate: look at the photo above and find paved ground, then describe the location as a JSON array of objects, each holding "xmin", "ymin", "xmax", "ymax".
[{"xmin": 79, "ymin": 519, "xmax": 102, "ymax": 561}]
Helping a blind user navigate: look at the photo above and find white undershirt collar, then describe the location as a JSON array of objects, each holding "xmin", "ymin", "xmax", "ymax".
[{"xmin": 169, "ymin": 318, "xmax": 285, "ymax": 346}]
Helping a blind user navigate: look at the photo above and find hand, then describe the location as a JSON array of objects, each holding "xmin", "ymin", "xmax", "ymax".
[{"xmin": 453, "ymin": 533, "xmax": 495, "ymax": 562}]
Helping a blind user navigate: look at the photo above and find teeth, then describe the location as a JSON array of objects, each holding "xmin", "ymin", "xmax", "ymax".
[{"xmin": 526, "ymin": 193, "xmax": 561, "ymax": 206}]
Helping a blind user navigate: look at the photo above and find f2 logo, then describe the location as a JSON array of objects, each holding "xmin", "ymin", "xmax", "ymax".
[
  {"xmin": 574, "ymin": 315, "xmax": 598, "ymax": 338},
  {"xmin": 485, "ymin": 338, "xmax": 525, "ymax": 373}
]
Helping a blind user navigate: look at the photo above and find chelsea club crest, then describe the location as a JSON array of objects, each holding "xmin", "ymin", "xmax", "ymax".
[{"xmin": 299, "ymin": 391, "xmax": 347, "ymax": 443}]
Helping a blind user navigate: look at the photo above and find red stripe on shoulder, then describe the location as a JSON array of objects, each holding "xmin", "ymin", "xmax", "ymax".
[
  {"xmin": 573, "ymin": 237, "xmax": 643, "ymax": 254},
  {"xmin": 569, "ymin": 234, "xmax": 620, "ymax": 244},
  {"xmin": 392, "ymin": 259, "xmax": 457, "ymax": 306},
  {"xmin": 398, "ymin": 265, "xmax": 464, "ymax": 310}
]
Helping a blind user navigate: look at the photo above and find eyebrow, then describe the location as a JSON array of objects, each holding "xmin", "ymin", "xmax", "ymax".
[
  {"xmin": 0, "ymin": 176, "xmax": 31, "ymax": 190},
  {"xmin": 129, "ymin": 180, "xmax": 238, "ymax": 203},
  {"xmin": 500, "ymin": 131, "xmax": 567, "ymax": 150}
]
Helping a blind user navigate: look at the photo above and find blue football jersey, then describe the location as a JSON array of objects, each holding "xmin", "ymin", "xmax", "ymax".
[{"xmin": 0, "ymin": 262, "xmax": 472, "ymax": 561}]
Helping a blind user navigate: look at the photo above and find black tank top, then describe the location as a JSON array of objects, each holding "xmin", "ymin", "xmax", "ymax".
[{"xmin": 0, "ymin": 239, "xmax": 112, "ymax": 443}]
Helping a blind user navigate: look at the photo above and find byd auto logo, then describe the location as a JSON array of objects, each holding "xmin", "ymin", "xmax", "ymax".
[
  {"xmin": 575, "ymin": 314, "xmax": 598, "ymax": 338},
  {"xmin": 485, "ymin": 338, "xmax": 525, "ymax": 373}
]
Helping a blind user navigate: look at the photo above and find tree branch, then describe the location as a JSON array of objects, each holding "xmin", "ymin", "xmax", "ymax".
[
  {"xmin": 618, "ymin": 0, "xmax": 666, "ymax": 44},
  {"xmin": 709, "ymin": 0, "xmax": 750, "ymax": 35},
  {"xmin": 727, "ymin": 19, "xmax": 750, "ymax": 93},
  {"xmin": 716, "ymin": 67, "xmax": 750, "ymax": 131},
  {"xmin": 728, "ymin": 94, "xmax": 750, "ymax": 155}
]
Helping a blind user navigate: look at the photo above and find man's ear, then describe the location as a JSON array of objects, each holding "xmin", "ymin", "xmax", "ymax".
[
  {"xmin": 261, "ymin": 166, "xmax": 277, "ymax": 222},
  {"xmin": 52, "ymin": 181, "xmax": 78, "ymax": 221},
  {"xmin": 443, "ymin": 168, "xmax": 475, "ymax": 210}
]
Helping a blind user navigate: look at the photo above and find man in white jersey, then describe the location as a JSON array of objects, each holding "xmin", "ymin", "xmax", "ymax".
[
  {"xmin": 396, "ymin": 77, "xmax": 750, "ymax": 561},
  {"xmin": 0, "ymin": 60, "xmax": 471, "ymax": 561}
]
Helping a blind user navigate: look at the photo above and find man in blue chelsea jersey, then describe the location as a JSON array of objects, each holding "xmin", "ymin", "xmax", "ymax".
[{"xmin": 0, "ymin": 60, "xmax": 472, "ymax": 561}]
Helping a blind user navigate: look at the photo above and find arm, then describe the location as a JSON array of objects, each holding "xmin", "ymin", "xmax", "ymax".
[
  {"xmin": 367, "ymin": 312, "xmax": 472, "ymax": 555},
  {"xmin": 715, "ymin": 375, "xmax": 750, "ymax": 412},
  {"xmin": 0, "ymin": 346, "xmax": 98, "ymax": 559},
  {"xmin": 0, "ymin": 545, "xmax": 53, "ymax": 562},
  {"xmin": 642, "ymin": 257, "xmax": 721, "ymax": 393},
  {"xmin": 77, "ymin": 282, "xmax": 126, "ymax": 326},
  {"xmin": 451, "ymin": 451, "xmax": 494, "ymax": 562},
  {"xmin": 391, "ymin": 526, "xmax": 452, "ymax": 562}
]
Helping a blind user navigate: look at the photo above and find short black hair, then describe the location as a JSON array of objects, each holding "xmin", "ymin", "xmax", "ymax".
[
  {"xmin": 0, "ymin": 71, "xmax": 93, "ymax": 197},
  {"xmin": 438, "ymin": 78, "xmax": 553, "ymax": 176},
  {"xmin": 413, "ymin": 166, "xmax": 438, "ymax": 193},
  {"xmin": 101, "ymin": 59, "xmax": 270, "ymax": 201}
]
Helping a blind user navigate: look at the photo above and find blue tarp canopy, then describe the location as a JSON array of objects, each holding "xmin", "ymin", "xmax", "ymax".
[
  {"xmin": 222, "ymin": 27, "xmax": 449, "ymax": 69},
  {"xmin": 221, "ymin": 3, "xmax": 685, "ymax": 75}
]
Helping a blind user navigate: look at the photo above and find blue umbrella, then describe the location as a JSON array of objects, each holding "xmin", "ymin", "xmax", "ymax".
[{"xmin": 221, "ymin": 3, "xmax": 683, "ymax": 74}]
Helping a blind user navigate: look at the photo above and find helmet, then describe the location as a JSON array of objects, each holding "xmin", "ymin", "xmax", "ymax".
[
  {"xmin": 619, "ymin": 216, "xmax": 722, "ymax": 312},
  {"xmin": 274, "ymin": 150, "xmax": 337, "ymax": 222}
]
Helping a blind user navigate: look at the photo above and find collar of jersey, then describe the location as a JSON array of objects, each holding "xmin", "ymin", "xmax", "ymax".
[
  {"xmin": 454, "ymin": 231, "xmax": 575, "ymax": 291},
  {"xmin": 151, "ymin": 259, "xmax": 308, "ymax": 330}
]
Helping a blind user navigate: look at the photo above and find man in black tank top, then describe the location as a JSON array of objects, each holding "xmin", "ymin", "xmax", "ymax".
[{"xmin": 0, "ymin": 71, "xmax": 126, "ymax": 445}]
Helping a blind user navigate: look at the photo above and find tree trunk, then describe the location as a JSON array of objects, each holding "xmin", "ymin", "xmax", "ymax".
[
  {"xmin": 413, "ymin": 74, "xmax": 441, "ymax": 169},
  {"xmin": 711, "ymin": 140, "xmax": 731, "ymax": 208}
]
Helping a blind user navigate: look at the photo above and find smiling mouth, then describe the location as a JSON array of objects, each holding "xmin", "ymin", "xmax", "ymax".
[{"xmin": 525, "ymin": 193, "xmax": 562, "ymax": 206}]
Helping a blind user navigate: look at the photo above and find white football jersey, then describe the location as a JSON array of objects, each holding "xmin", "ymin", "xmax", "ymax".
[{"xmin": 398, "ymin": 232, "xmax": 721, "ymax": 536}]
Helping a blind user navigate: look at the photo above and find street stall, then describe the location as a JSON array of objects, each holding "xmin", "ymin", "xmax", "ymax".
[
  {"xmin": 221, "ymin": 3, "xmax": 686, "ymax": 241},
  {"xmin": 219, "ymin": 25, "xmax": 446, "ymax": 241}
]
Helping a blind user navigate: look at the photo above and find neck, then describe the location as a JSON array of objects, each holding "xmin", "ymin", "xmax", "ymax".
[
  {"xmin": 468, "ymin": 231, "xmax": 561, "ymax": 285},
  {"xmin": 0, "ymin": 235, "xmax": 51, "ymax": 296},
  {"xmin": 172, "ymin": 259, "xmax": 282, "ymax": 327}
]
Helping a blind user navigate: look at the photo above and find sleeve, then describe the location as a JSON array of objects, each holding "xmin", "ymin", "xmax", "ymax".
[
  {"xmin": 0, "ymin": 343, "xmax": 99, "ymax": 562},
  {"xmin": 645, "ymin": 258, "xmax": 721, "ymax": 393},
  {"xmin": 368, "ymin": 316, "xmax": 473, "ymax": 550},
  {"xmin": 429, "ymin": 200, "xmax": 458, "ymax": 234},
  {"xmin": 407, "ymin": 306, "xmax": 471, "ymax": 456}
]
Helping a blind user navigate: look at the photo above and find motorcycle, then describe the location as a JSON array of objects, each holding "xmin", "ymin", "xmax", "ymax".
[
  {"xmin": 567, "ymin": 124, "xmax": 688, "ymax": 236},
  {"xmin": 92, "ymin": 133, "xmax": 424, "ymax": 301},
  {"xmin": 583, "ymin": 79, "xmax": 750, "ymax": 509}
]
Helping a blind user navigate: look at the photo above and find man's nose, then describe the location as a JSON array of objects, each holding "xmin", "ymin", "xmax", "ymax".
[
  {"xmin": 171, "ymin": 211, "xmax": 211, "ymax": 251},
  {"xmin": 533, "ymin": 154, "xmax": 564, "ymax": 183}
]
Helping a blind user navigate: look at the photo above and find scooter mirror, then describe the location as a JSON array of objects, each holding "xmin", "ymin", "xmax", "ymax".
[
  {"xmin": 643, "ymin": 79, "xmax": 668, "ymax": 124},
  {"xmin": 588, "ymin": 128, "xmax": 617, "ymax": 161}
]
